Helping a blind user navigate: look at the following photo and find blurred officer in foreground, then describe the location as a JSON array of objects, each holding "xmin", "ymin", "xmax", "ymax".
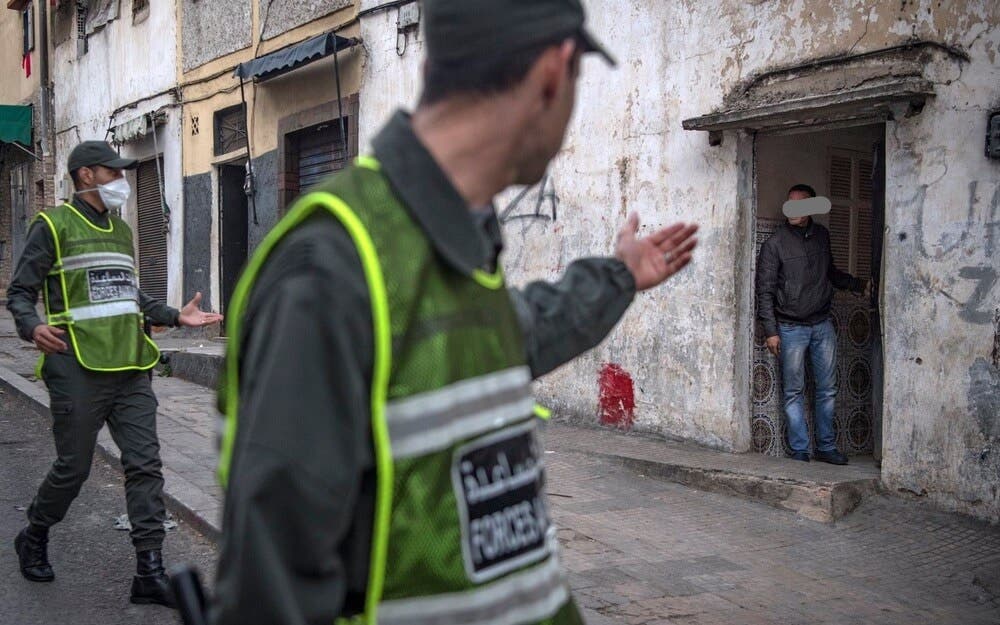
[{"xmin": 213, "ymin": 2, "xmax": 698, "ymax": 623}]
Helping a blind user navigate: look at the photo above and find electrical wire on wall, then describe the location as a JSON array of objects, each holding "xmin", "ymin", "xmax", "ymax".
[{"xmin": 240, "ymin": 0, "xmax": 277, "ymax": 226}]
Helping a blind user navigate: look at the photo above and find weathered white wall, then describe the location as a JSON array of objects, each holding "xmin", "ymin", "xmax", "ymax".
[
  {"xmin": 358, "ymin": 0, "xmax": 1000, "ymax": 520},
  {"xmin": 52, "ymin": 2, "xmax": 183, "ymax": 307},
  {"xmin": 358, "ymin": 1, "xmax": 424, "ymax": 149},
  {"xmin": 881, "ymin": 17, "xmax": 1000, "ymax": 521}
]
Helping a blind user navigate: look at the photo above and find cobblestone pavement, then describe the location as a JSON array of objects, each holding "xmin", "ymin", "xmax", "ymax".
[{"xmin": 545, "ymin": 448, "xmax": 1000, "ymax": 625}]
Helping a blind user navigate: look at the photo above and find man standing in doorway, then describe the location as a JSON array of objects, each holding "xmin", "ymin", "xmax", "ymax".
[
  {"xmin": 211, "ymin": 1, "xmax": 698, "ymax": 623},
  {"xmin": 6, "ymin": 141, "xmax": 223, "ymax": 607},
  {"xmin": 757, "ymin": 183, "xmax": 868, "ymax": 464}
]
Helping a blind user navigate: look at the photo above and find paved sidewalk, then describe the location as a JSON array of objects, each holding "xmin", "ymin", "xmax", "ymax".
[
  {"xmin": 1, "ymin": 315, "xmax": 998, "ymax": 624},
  {"xmin": 546, "ymin": 449, "xmax": 1000, "ymax": 625}
]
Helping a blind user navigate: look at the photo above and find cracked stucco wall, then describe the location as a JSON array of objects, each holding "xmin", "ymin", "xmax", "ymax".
[
  {"xmin": 261, "ymin": 0, "xmax": 354, "ymax": 40},
  {"xmin": 359, "ymin": 0, "xmax": 1000, "ymax": 521},
  {"xmin": 880, "ymin": 5, "xmax": 1000, "ymax": 521},
  {"xmin": 182, "ymin": 0, "xmax": 252, "ymax": 72}
]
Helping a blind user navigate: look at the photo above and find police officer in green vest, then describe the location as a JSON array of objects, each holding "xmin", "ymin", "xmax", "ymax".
[
  {"xmin": 6, "ymin": 141, "xmax": 223, "ymax": 608},
  {"xmin": 212, "ymin": 1, "xmax": 698, "ymax": 623}
]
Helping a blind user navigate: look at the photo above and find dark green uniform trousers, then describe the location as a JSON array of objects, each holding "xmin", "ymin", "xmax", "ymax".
[{"xmin": 27, "ymin": 352, "xmax": 166, "ymax": 551}]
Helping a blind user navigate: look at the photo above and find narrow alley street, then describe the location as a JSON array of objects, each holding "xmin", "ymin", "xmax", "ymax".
[
  {"xmin": 0, "ymin": 384, "xmax": 216, "ymax": 625},
  {"xmin": 1, "ymin": 312, "xmax": 997, "ymax": 624}
]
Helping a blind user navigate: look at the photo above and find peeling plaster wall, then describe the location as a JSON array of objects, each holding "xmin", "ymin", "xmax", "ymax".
[
  {"xmin": 358, "ymin": 2, "xmax": 424, "ymax": 146},
  {"xmin": 181, "ymin": 0, "xmax": 252, "ymax": 73},
  {"xmin": 359, "ymin": 1, "xmax": 1000, "ymax": 519},
  {"xmin": 880, "ymin": 14, "xmax": 1000, "ymax": 521}
]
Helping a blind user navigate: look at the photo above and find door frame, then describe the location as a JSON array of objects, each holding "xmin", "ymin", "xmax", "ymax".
[
  {"xmin": 215, "ymin": 156, "xmax": 249, "ymax": 317},
  {"xmin": 739, "ymin": 120, "xmax": 888, "ymax": 462}
]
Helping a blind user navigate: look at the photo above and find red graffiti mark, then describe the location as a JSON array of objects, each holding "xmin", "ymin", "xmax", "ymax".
[{"xmin": 598, "ymin": 363, "xmax": 635, "ymax": 430}]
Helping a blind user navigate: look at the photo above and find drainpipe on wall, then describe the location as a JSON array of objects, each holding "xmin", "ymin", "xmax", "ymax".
[
  {"xmin": 37, "ymin": 0, "xmax": 52, "ymax": 206},
  {"xmin": 37, "ymin": 0, "xmax": 50, "ymax": 153}
]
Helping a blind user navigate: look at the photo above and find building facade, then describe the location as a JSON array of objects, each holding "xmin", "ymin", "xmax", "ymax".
[
  {"xmin": 361, "ymin": 0, "xmax": 1000, "ymax": 522},
  {"xmin": 178, "ymin": 0, "xmax": 363, "ymax": 314},
  {"xmin": 0, "ymin": 0, "xmax": 51, "ymax": 295},
  {"xmin": 3, "ymin": 0, "xmax": 996, "ymax": 523}
]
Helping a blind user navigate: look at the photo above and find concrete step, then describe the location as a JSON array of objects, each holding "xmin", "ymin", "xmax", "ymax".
[
  {"xmin": 543, "ymin": 422, "xmax": 881, "ymax": 523},
  {"xmin": 159, "ymin": 343, "xmax": 225, "ymax": 390}
]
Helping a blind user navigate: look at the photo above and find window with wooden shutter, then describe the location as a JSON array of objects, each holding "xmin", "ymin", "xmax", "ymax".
[
  {"xmin": 827, "ymin": 149, "xmax": 873, "ymax": 277},
  {"xmin": 135, "ymin": 158, "xmax": 168, "ymax": 304}
]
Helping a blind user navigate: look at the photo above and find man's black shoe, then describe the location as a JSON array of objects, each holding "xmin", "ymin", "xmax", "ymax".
[
  {"xmin": 15, "ymin": 527, "xmax": 54, "ymax": 582},
  {"xmin": 130, "ymin": 549, "xmax": 177, "ymax": 608},
  {"xmin": 789, "ymin": 451, "xmax": 810, "ymax": 462},
  {"xmin": 815, "ymin": 449, "xmax": 849, "ymax": 465}
]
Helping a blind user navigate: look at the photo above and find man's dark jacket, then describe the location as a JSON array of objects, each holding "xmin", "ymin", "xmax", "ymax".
[{"xmin": 756, "ymin": 220, "xmax": 864, "ymax": 337}]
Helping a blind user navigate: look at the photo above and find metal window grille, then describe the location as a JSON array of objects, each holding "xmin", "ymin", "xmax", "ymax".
[{"xmin": 214, "ymin": 105, "xmax": 247, "ymax": 156}]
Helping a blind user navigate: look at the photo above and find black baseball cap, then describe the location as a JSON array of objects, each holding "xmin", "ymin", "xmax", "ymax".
[
  {"xmin": 67, "ymin": 141, "xmax": 138, "ymax": 173},
  {"xmin": 424, "ymin": 0, "xmax": 616, "ymax": 67}
]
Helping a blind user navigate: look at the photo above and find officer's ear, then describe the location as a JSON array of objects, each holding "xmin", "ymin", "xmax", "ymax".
[{"xmin": 73, "ymin": 167, "xmax": 94, "ymax": 190}]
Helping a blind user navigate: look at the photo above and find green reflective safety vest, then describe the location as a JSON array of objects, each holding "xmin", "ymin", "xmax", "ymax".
[
  {"xmin": 36, "ymin": 203, "xmax": 160, "ymax": 372},
  {"xmin": 219, "ymin": 156, "xmax": 583, "ymax": 625}
]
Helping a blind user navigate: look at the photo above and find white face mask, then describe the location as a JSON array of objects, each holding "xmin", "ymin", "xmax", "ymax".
[{"xmin": 78, "ymin": 177, "xmax": 131, "ymax": 210}]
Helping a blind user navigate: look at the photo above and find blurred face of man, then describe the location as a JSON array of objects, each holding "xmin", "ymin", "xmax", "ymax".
[
  {"xmin": 786, "ymin": 189, "xmax": 812, "ymax": 227},
  {"xmin": 514, "ymin": 41, "xmax": 581, "ymax": 186}
]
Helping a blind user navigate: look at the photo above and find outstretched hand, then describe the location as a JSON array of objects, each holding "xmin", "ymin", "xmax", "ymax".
[
  {"xmin": 614, "ymin": 213, "xmax": 699, "ymax": 291},
  {"xmin": 178, "ymin": 292, "xmax": 225, "ymax": 328}
]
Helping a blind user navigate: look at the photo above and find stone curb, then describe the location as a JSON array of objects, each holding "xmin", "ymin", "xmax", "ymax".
[
  {"xmin": 600, "ymin": 453, "xmax": 879, "ymax": 523},
  {"xmin": 159, "ymin": 349, "xmax": 223, "ymax": 391},
  {"xmin": 544, "ymin": 421, "xmax": 884, "ymax": 523},
  {"xmin": 0, "ymin": 363, "xmax": 220, "ymax": 542}
]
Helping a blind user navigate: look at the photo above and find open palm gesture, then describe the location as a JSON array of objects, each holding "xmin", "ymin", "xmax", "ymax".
[
  {"xmin": 614, "ymin": 213, "xmax": 699, "ymax": 291},
  {"xmin": 178, "ymin": 292, "xmax": 225, "ymax": 328}
]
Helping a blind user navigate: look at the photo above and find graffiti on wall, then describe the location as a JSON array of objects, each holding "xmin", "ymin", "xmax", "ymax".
[
  {"xmin": 904, "ymin": 179, "xmax": 1000, "ymax": 325},
  {"xmin": 498, "ymin": 174, "xmax": 559, "ymax": 224}
]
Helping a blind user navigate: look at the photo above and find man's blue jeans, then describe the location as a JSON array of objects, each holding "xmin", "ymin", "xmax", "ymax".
[{"xmin": 778, "ymin": 319, "xmax": 838, "ymax": 454}]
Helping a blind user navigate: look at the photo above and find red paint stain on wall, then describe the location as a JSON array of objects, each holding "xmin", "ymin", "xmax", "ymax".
[{"xmin": 598, "ymin": 363, "xmax": 635, "ymax": 430}]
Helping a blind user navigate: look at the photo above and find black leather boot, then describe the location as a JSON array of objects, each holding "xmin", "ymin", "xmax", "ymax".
[
  {"xmin": 130, "ymin": 549, "xmax": 176, "ymax": 608},
  {"xmin": 15, "ymin": 526, "xmax": 54, "ymax": 582}
]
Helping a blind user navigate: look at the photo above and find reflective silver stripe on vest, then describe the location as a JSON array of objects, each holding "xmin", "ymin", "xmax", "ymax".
[
  {"xmin": 386, "ymin": 366, "xmax": 534, "ymax": 459},
  {"xmin": 60, "ymin": 252, "xmax": 135, "ymax": 272},
  {"xmin": 377, "ymin": 553, "xmax": 568, "ymax": 625},
  {"xmin": 60, "ymin": 300, "xmax": 140, "ymax": 322}
]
